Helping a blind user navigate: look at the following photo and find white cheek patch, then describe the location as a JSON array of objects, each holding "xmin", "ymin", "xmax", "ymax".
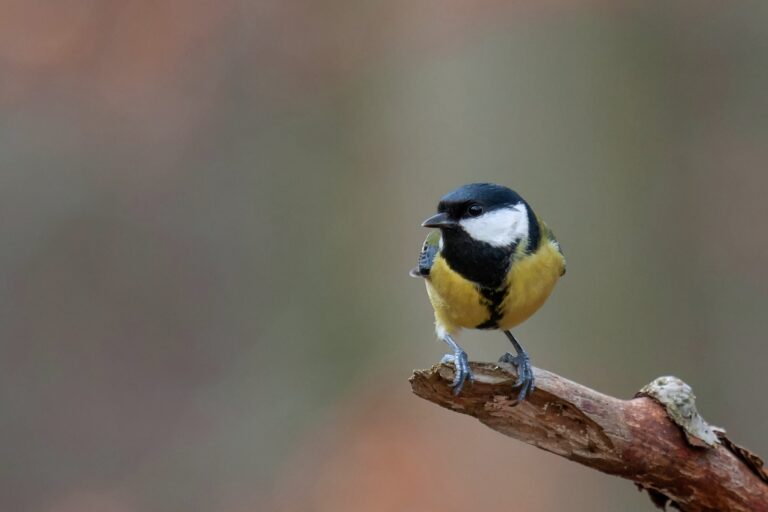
[{"xmin": 459, "ymin": 203, "xmax": 529, "ymax": 247}]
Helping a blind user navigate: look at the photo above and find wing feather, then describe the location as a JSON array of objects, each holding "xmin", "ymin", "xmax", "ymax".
[
  {"xmin": 541, "ymin": 221, "xmax": 566, "ymax": 276},
  {"xmin": 409, "ymin": 230, "xmax": 441, "ymax": 278}
]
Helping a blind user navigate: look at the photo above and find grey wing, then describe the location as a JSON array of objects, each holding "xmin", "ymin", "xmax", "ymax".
[
  {"xmin": 543, "ymin": 222, "xmax": 566, "ymax": 276},
  {"xmin": 409, "ymin": 230, "xmax": 441, "ymax": 278}
]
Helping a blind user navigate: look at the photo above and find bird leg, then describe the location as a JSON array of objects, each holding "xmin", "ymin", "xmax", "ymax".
[
  {"xmin": 499, "ymin": 330, "xmax": 535, "ymax": 403},
  {"xmin": 439, "ymin": 334, "xmax": 473, "ymax": 395}
]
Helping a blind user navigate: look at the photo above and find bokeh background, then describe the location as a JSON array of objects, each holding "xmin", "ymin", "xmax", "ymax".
[{"xmin": 1, "ymin": 1, "xmax": 767, "ymax": 511}]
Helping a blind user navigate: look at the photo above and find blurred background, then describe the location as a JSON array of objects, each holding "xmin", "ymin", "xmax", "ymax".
[{"xmin": 1, "ymin": 1, "xmax": 767, "ymax": 511}]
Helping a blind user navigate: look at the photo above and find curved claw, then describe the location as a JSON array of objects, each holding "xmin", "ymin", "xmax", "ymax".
[
  {"xmin": 441, "ymin": 350, "xmax": 473, "ymax": 395},
  {"xmin": 498, "ymin": 351, "xmax": 535, "ymax": 404}
]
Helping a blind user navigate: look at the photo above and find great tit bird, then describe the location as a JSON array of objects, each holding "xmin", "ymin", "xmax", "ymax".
[{"xmin": 410, "ymin": 183, "xmax": 565, "ymax": 402}]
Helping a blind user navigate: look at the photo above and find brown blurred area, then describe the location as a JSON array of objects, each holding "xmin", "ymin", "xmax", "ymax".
[{"xmin": 1, "ymin": 1, "xmax": 767, "ymax": 511}]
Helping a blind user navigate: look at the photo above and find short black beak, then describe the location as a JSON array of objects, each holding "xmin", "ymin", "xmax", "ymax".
[{"xmin": 421, "ymin": 212, "xmax": 457, "ymax": 228}]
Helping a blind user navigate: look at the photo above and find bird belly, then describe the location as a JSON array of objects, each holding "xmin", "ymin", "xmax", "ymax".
[
  {"xmin": 497, "ymin": 240, "xmax": 564, "ymax": 329},
  {"xmin": 425, "ymin": 256, "xmax": 490, "ymax": 334}
]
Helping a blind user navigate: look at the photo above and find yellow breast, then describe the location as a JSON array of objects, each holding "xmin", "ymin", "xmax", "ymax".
[
  {"xmin": 497, "ymin": 240, "xmax": 564, "ymax": 330},
  {"xmin": 425, "ymin": 240, "xmax": 564, "ymax": 334},
  {"xmin": 426, "ymin": 256, "xmax": 490, "ymax": 334}
]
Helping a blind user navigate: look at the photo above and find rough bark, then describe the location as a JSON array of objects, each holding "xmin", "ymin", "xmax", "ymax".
[{"xmin": 409, "ymin": 362, "xmax": 768, "ymax": 512}]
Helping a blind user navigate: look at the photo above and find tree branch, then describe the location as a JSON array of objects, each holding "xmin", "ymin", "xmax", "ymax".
[{"xmin": 410, "ymin": 362, "xmax": 768, "ymax": 511}]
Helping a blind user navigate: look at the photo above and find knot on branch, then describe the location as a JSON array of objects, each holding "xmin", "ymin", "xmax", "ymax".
[{"xmin": 637, "ymin": 376, "xmax": 723, "ymax": 448}]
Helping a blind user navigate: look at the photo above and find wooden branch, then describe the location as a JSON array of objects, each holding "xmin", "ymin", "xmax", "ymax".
[{"xmin": 410, "ymin": 362, "xmax": 768, "ymax": 512}]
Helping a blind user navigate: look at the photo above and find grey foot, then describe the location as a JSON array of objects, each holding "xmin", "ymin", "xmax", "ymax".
[
  {"xmin": 498, "ymin": 352, "xmax": 535, "ymax": 404},
  {"xmin": 441, "ymin": 351, "xmax": 473, "ymax": 395}
]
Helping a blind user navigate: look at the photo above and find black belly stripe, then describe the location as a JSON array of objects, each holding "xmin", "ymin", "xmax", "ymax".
[{"xmin": 476, "ymin": 286, "xmax": 507, "ymax": 329}]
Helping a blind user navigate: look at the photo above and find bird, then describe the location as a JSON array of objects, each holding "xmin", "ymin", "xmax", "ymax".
[{"xmin": 410, "ymin": 183, "xmax": 566, "ymax": 403}]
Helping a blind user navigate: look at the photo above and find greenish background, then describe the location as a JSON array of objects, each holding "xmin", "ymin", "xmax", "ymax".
[{"xmin": 1, "ymin": 2, "xmax": 766, "ymax": 511}]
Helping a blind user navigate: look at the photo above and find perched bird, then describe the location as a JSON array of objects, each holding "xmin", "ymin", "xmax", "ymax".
[{"xmin": 410, "ymin": 183, "xmax": 565, "ymax": 402}]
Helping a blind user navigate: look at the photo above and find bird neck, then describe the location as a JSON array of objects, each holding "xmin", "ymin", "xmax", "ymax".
[
  {"xmin": 522, "ymin": 202, "xmax": 541, "ymax": 254},
  {"xmin": 439, "ymin": 229, "xmax": 515, "ymax": 289}
]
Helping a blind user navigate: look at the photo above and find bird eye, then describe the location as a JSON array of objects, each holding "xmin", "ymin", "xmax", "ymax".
[{"xmin": 467, "ymin": 204, "xmax": 484, "ymax": 217}]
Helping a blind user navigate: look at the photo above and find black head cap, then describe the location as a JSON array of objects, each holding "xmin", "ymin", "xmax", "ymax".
[{"xmin": 437, "ymin": 183, "xmax": 523, "ymax": 217}]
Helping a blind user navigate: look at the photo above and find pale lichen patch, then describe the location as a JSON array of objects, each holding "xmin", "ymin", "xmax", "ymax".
[{"xmin": 639, "ymin": 376, "xmax": 724, "ymax": 448}]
